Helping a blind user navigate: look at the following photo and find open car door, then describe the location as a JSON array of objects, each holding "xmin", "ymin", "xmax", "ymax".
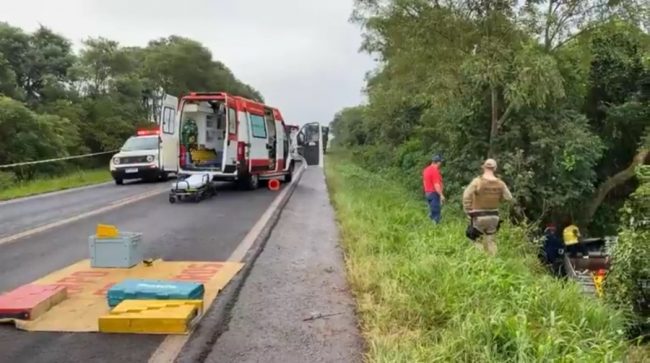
[{"xmin": 297, "ymin": 122, "xmax": 322, "ymax": 166}]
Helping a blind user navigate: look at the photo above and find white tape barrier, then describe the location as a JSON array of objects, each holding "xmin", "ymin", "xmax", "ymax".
[{"xmin": 0, "ymin": 150, "xmax": 118, "ymax": 169}]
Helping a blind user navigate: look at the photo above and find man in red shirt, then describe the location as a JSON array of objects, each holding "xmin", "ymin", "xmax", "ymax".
[{"xmin": 423, "ymin": 154, "xmax": 445, "ymax": 224}]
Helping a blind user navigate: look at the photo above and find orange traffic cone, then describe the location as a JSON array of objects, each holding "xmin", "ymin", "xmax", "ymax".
[{"xmin": 268, "ymin": 179, "xmax": 280, "ymax": 191}]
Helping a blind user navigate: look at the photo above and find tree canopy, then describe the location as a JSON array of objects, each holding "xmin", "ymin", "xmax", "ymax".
[
  {"xmin": 0, "ymin": 22, "xmax": 262, "ymax": 180},
  {"xmin": 333, "ymin": 0, "xmax": 650, "ymax": 231}
]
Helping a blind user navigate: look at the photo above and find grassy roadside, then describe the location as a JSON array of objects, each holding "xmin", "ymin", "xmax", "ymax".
[
  {"xmin": 0, "ymin": 169, "xmax": 111, "ymax": 201},
  {"xmin": 325, "ymin": 155, "xmax": 631, "ymax": 362}
]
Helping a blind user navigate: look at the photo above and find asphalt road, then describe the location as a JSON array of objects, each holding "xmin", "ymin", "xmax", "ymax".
[
  {"xmin": 0, "ymin": 179, "xmax": 283, "ymax": 363},
  {"xmin": 0, "ymin": 180, "xmax": 165, "ymax": 240},
  {"xmin": 206, "ymin": 167, "xmax": 362, "ymax": 363}
]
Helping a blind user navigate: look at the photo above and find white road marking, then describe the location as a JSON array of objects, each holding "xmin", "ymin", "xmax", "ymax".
[
  {"xmin": 149, "ymin": 165, "xmax": 306, "ymax": 363},
  {"xmin": 148, "ymin": 336, "xmax": 188, "ymax": 363},
  {"xmin": 225, "ymin": 177, "xmax": 298, "ymax": 263},
  {"xmin": 228, "ymin": 165, "xmax": 305, "ymax": 264},
  {"xmin": 0, "ymin": 187, "xmax": 168, "ymax": 246}
]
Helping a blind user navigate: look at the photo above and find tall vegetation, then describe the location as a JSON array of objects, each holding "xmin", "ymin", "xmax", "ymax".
[
  {"xmin": 0, "ymin": 22, "xmax": 262, "ymax": 184},
  {"xmin": 605, "ymin": 165, "xmax": 650, "ymax": 336},
  {"xmin": 332, "ymin": 0, "xmax": 649, "ymax": 232},
  {"xmin": 326, "ymin": 155, "xmax": 629, "ymax": 362}
]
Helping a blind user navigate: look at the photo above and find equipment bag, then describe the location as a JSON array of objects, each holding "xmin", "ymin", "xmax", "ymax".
[{"xmin": 466, "ymin": 218, "xmax": 502, "ymax": 241}]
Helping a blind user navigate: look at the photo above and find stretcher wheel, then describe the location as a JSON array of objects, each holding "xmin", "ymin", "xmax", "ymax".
[{"xmin": 169, "ymin": 196, "xmax": 176, "ymax": 204}]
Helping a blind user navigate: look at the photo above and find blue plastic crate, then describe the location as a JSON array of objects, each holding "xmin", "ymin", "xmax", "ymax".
[
  {"xmin": 107, "ymin": 279, "xmax": 204, "ymax": 307},
  {"xmin": 89, "ymin": 232, "xmax": 143, "ymax": 268}
]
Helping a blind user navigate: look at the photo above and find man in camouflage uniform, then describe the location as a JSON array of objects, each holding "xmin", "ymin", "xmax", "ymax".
[{"xmin": 462, "ymin": 158, "xmax": 513, "ymax": 256}]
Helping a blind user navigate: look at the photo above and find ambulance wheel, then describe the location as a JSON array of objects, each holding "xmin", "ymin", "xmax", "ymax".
[
  {"xmin": 243, "ymin": 174, "xmax": 259, "ymax": 190},
  {"xmin": 160, "ymin": 172, "xmax": 170, "ymax": 181},
  {"xmin": 284, "ymin": 162, "xmax": 294, "ymax": 183}
]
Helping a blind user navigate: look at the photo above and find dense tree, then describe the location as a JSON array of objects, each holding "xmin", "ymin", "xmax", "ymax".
[
  {"xmin": 330, "ymin": 106, "xmax": 370, "ymax": 147},
  {"xmin": 0, "ymin": 22, "xmax": 264, "ymax": 180},
  {"xmin": 77, "ymin": 37, "xmax": 136, "ymax": 97},
  {"xmin": 0, "ymin": 23, "xmax": 76, "ymax": 104},
  {"xmin": 335, "ymin": 0, "xmax": 649, "ymax": 229},
  {"xmin": 335, "ymin": 3, "xmax": 649, "ymax": 339},
  {"xmin": 0, "ymin": 22, "xmax": 29, "ymax": 100},
  {"xmin": 0, "ymin": 53, "xmax": 20, "ymax": 98},
  {"xmin": 23, "ymin": 26, "xmax": 76, "ymax": 103},
  {"xmin": 581, "ymin": 23, "xmax": 650, "ymax": 225},
  {"xmin": 0, "ymin": 97, "xmax": 71, "ymax": 179},
  {"xmin": 142, "ymin": 36, "xmax": 263, "ymax": 101},
  {"xmin": 604, "ymin": 165, "xmax": 650, "ymax": 337}
]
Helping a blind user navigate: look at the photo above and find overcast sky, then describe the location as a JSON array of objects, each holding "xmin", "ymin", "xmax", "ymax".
[{"xmin": 1, "ymin": 0, "xmax": 374, "ymax": 125}]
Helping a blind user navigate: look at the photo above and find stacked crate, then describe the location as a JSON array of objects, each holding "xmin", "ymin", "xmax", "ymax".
[{"xmin": 99, "ymin": 279, "xmax": 205, "ymax": 334}]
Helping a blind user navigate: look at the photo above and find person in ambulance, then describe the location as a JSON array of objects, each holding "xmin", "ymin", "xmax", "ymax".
[{"xmin": 109, "ymin": 129, "xmax": 176, "ymax": 185}]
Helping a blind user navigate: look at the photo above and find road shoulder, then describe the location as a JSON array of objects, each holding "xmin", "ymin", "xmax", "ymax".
[{"xmin": 205, "ymin": 166, "xmax": 363, "ymax": 363}]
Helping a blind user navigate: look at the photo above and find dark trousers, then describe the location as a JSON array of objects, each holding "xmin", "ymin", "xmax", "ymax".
[{"xmin": 425, "ymin": 192, "xmax": 441, "ymax": 224}]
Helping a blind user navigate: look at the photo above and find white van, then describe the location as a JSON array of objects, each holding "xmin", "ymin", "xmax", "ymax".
[
  {"xmin": 109, "ymin": 95, "xmax": 179, "ymax": 185},
  {"xmin": 175, "ymin": 92, "xmax": 295, "ymax": 189}
]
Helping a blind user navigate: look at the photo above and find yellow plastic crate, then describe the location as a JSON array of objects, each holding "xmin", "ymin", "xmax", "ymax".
[
  {"xmin": 190, "ymin": 149, "xmax": 217, "ymax": 162},
  {"xmin": 98, "ymin": 300, "xmax": 203, "ymax": 334}
]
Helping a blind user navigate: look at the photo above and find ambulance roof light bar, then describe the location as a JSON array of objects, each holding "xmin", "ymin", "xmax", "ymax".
[{"xmin": 136, "ymin": 129, "xmax": 160, "ymax": 136}]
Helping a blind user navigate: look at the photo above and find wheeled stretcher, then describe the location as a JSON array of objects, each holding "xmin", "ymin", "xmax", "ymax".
[{"xmin": 168, "ymin": 173, "xmax": 217, "ymax": 203}]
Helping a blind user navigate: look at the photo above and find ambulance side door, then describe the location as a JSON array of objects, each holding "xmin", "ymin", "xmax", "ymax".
[
  {"xmin": 224, "ymin": 106, "xmax": 238, "ymax": 173},
  {"xmin": 274, "ymin": 121, "xmax": 285, "ymax": 171},
  {"xmin": 160, "ymin": 95, "xmax": 179, "ymax": 173},
  {"xmin": 247, "ymin": 112, "xmax": 269, "ymax": 173}
]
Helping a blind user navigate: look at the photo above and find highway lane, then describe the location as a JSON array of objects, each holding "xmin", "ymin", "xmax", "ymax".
[
  {"xmin": 0, "ymin": 181, "xmax": 285, "ymax": 363},
  {"xmin": 0, "ymin": 180, "xmax": 167, "ymax": 240}
]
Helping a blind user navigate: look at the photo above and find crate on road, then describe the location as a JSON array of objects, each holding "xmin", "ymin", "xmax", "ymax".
[
  {"xmin": 99, "ymin": 299, "xmax": 203, "ymax": 334},
  {"xmin": 0, "ymin": 284, "xmax": 67, "ymax": 320},
  {"xmin": 107, "ymin": 279, "xmax": 204, "ymax": 307},
  {"xmin": 89, "ymin": 231, "xmax": 143, "ymax": 268}
]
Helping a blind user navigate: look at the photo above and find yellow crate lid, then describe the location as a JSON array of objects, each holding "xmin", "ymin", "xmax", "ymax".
[{"xmin": 96, "ymin": 224, "xmax": 119, "ymax": 239}]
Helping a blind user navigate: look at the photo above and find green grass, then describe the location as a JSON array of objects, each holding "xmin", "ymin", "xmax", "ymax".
[
  {"xmin": 0, "ymin": 169, "xmax": 112, "ymax": 201},
  {"xmin": 325, "ymin": 155, "xmax": 632, "ymax": 363}
]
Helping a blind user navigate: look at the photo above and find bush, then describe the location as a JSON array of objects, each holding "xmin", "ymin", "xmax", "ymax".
[
  {"xmin": 605, "ymin": 165, "xmax": 650, "ymax": 338},
  {"xmin": 0, "ymin": 97, "xmax": 72, "ymax": 180},
  {"xmin": 0, "ymin": 171, "xmax": 16, "ymax": 191},
  {"xmin": 326, "ymin": 154, "xmax": 629, "ymax": 362}
]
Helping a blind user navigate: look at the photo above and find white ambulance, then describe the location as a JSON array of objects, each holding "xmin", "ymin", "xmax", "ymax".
[{"xmin": 173, "ymin": 92, "xmax": 295, "ymax": 189}]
